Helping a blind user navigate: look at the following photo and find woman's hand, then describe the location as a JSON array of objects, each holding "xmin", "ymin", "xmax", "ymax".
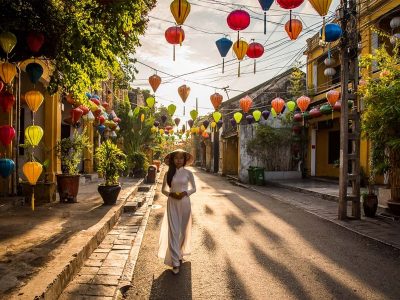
[{"xmin": 169, "ymin": 192, "xmax": 188, "ymax": 200}]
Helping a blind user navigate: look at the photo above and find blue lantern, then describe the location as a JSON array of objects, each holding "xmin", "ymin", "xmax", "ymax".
[
  {"xmin": 92, "ymin": 95, "xmax": 100, "ymax": 100},
  {"xmin": 85, "ymin": 92, "xmax": 92, "ymax": 98},
  {"xmin": 216, "ymin": 37, "xmax": 233, "ymax": 73},
  {"xmin": 0, "ymin": 158, "xmax": 15, "ymax": 178},
  {"xmin": 26, "ymin": 63, "xmax": 43, "ymax": 84},
  {"xmin": 258, "ymin": 0, "xmax": 274, "ymax": 34},
  {"xmin": 323, "ymin": 23, "xmax": 342, "ymax": 42},
  {"xmin": 98, "ymin": 124, "xmax": 106, "ymax": 135}
]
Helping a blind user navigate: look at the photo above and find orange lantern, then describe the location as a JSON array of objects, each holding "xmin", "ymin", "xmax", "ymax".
[
  {"xmin": 178, "ymin": 84, "xmax": 190, "ymax": 103},
  {"xmin": 296, "ymin": 95, "xmax": 311, "ymax": 112},
  {"xmin": 210, "ymin": 92, "xmax": 223, "ymax": 110},
  {"xmin": 233, "ymin": 40, "xmax": 248, "ymax": 77},
  {"xmin": 202, "ymin": 131, "xmax": 209, "ymax": 138},
  {"xmin": 25, "ymin": 90, "xmax": 44, "ymax": 112},
  {"xmin": 0, "ymin": 62, "xmax": 17, "ymax": 84},
  {"xmin": 22, "ymin": 161, "xmax": 42, "ymax": 211},
  {"xmin": 271, "ymin": 97, "xmax": 285, "ymax": 115},
  {"xmin": 149, "ymin": 74, "xmax": 161, "ymax": 93},
  {"xmin": 326, "ymin": 90, "xmax": 340, "ymax": 107},
  {"xmin": 170, "ymin": 0, "xmax": 191, "ymax": 25},
  {"xmin": 285, "ymin": 19, "xmax": 303, "ymax": 40},
  {"xmin": 239, "ymin": 95, "xmax": 253, "ymax": 113}
]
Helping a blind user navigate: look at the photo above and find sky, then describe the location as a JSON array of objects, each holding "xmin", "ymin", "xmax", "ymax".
[{"xmin": 131, "ymin": 0, "xmax": 340, "ymax": 123}]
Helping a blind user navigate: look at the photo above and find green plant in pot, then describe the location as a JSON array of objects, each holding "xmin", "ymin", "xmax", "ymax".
[
  {"xmin": 56, "ymin": 128, "xmax": 91, "ymax": 203},
  {"xmin": 95, "ymin": 139, "xmax": 127, "ymax": 205}
]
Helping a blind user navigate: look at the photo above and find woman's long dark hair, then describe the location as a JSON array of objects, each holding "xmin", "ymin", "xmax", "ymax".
[{"xmin": 166, "ymin": 152, "xmax": 187, "ymax": 187}]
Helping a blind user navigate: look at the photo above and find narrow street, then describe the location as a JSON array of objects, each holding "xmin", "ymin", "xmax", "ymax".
[{"xmin": 127, "ymin": 168, "xmax": 400, "ymax": 300}]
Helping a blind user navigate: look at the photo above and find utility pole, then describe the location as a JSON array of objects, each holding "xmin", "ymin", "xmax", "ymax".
[{"xmin": 338, "ymin": 0, "xmax": 361, "ymax": 220}]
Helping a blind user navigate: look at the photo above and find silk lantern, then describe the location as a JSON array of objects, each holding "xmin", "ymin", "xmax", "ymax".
[
  {"xmin": 168, "ymin": 104, "xmax": 176, "ymax": 116},
  {"xmin": 262, "ymin": 110, "xmax": 270, "ymax": 120},
  {"xmin": 203, "ymin": 120, "xmax": 210, "ymax": 129},
  {"xmin": 174, "ymin": 117, "xmax": 181, "ymax": 127},
  {"xmin": 202, "ymin": 132, "xmax": 209, "ymax": 139},
  {"xmin": 0, "ymin": 91, "xmax": 15, "ymax": 112},
  {"xmin": 213, "ymin": 111, "xmax": 222, "ymax": 123},
  {"xmin": 146, "ymin": 96, "xmax": 155, "ymax": 108},
  {"xmin": 0, "ymin": 158, "xmax": 14, "ymax": 178},
  {"xmin": 323, "ymin": 23, "xmax": 342, "ymax": 42},
  {"xmin": 25, "ymin": 125, "xmax": 43, "ymax": 146},
  {"xmin": 27, "ymin": 32, "xmax": 45, "ymax": 53},
  {"xmin": 308, "ymin": 0, "xmax": 332, "ymax": 42},
  {"xmin": 190, "ymin": 109, "xmax": 198, "ymax": 120},
  {"xmin": 215, "ymin": 37, "xmax": 233, "ymax": 73},
  {"xmin": 0, "ymin": 62, "xmax": 17, "ymax": 84},
  {"xmin": 227, "ymin": 10, "xmax": 250, "ymax": 45},
  {"xmin": 217, "ymin": 120, "xmax": 223, "ymax": 129},
  {"xmin": 26, "ymin": 63, "xmax": 43, "ymax": 84},
  {"xmin": 326, "ymin": 90, "xmax": 340, "ymax": 107},
  {"xmin": 210, "ymin": 92, "xmax": 223, "ymax": 110},
  {"xmin": 277, "ymin": 0, "xmax": 304, "ymax": 31},
  {"xmin": 0, "ymin": 32, "xmax": 17, "ymax": 55},
  {"xmin": 211, "ymin": 121, "xmax": 217, "ymax": 129},
  {"xmin": 25, "ymin": 90, "xmax": 44, "ymax": 112},
  {"xmin": 154, "ymin": 121, "xmax": 160, "ymax": 128},
  {"xmin": 159, "ymin": 129, "xmax": 165, "ymax": 135},
  {"xmin": 98, "ymin": 124, "xmax": 106, "ymax": 134},
  {"xmin": 165, "ymin": 26, "xmax": 185, "ymax": 60},
  {"xmin": 149, "ymin": 74, "xmax": 161, "ymax": 93},
  {"xmin": 0, "ymin": 125, "xmax": 15, "ymax": 147},
  {"xmin": 233, "ymin": 112, "xmax": 243, "ymax": 124},
  {"xmin": 178, "ymin": 84, "xmax": 190, "ymax": 103},
  {"xmin": 23, "ymin": 161, "xmax": 43, "ymax": 211},
  {"xmin": 258, "ymin": 0, "xmax": 274, "ymax": 34},
  {"xmin": 271, "ymin": 97, "xmax": 285, "ymax": 115},
  {"xmin": 0, "ymin": 81, "xmax": 3, "ymax": 93},
  {"xmin": 271, "ymin": 108, "xmax": 277, "ymax": 117},
  {"xmin": 286, "ymin": 100, "xmax": 296, "ymax": 112},
  {"xmin": 247, "ymin": 42, "xmax": 264, "ymax": 73},
  {"xmin": 79, "ymin": 105, "xmax": 90, "ymax": 116},
  {"xmin": 102, "ymin": 102, "xmax": 109, "ymax": 110},
  {"xmin": 253, "ymin": 110, "xmax": 262, "ymax": 122},
  {"xmin": 296, "ymin": 96, "xmax": 310, "ymax": 112},
  {"xmin": 230, "ymin": 118, "xmax": 237, "ymax": 127},
  {"xmin": 161, "ymin": 115, "xmax": 167, "ymax": 124},
  {"xmin": 140, "ymin": 114, "xmax": 145, "ymax": 123},
  {"xmin": 246, "ymin": 115, "xmax": 255, "ymax": 124},
  {"xmin": 233, "ymin": 40, "xmax": 249, "ymax": 77},
  {"xmin": 170, "ymin": 0, "xmax": 191, "ymax": 25},
  {"xmin": 188, "ymin": 120, "xmax": 194, "ymax": 128},
  {"xmin": 240, "ymin": 95, "xmax": 253, "ymax": 113},
  {"xmin": 285, "ymin": 19, "xmax": 302, "ymax": 40},
  {"xmin": 309, "ymin": 108, "xmax": 322, "ymax": 118},
  {"xmin": 71, "ymin": 107, "xmax": 83, "ymax": 124}
]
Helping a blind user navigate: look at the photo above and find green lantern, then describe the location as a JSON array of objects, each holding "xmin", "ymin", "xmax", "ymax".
[
  {"xmin": 190, "ymin": 109, "xmax": 198, "ymax": 121},
  {"xmin": 146, "ymin": 97, "xmax": 155, "ymax": 108},
  {"xmin": 286, "ymin": 101, "xmax": 296, "ymax": 112},
  {"xmin": 212, "ymin": 111, "xmax": 222, "ymax": 123},
  {"xmin": 233, "ymin": 112, "xmax": 243, "ymax": 124},
  {"xmin": 168, "ymin": 104, "xmax": 176, "ymax": 116},
  {"xmin": 252, "ymin": 110, "xmax": 261, "ymax": 122},
  {"xmin": 271, "ymin": 108, "xmax": 277, "ymax": 117},
  {"xmin": 25, "ymin": 125, "xmax": 43, "ymax": 147}
]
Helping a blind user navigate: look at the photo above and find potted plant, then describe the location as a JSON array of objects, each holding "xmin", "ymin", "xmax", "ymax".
[
  {"xmin": 56, "ymin": 128, "xmax": 90, "ymax": 203},
  {"xmin": 95, "ymin": 139, "xmax": 127, "ymax": 205}
]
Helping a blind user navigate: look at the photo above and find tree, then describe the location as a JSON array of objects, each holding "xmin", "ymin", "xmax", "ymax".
[
  {"xmin": 1, "ymin": 0, "xmax": 156, "ymax": 102},
  {"xmin": 359, "ymin": 41, "xmax": 400, "ymax": 205}
]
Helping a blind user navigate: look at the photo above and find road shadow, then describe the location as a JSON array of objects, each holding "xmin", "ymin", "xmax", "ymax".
[
  {"xmin": 204, "ymin": 205, "xmax": 214, "ymax": 215},
  {"xmin": 202, "ymin": 229, "xmax": 217, "ymax": 252},
  {"xmin": 224, "ymin": 257, "xmax": 252, "ymax": 299},
  {"xmin": 225, "ymin": 213, "xmax": 244, "ymax": 233},
  {"xmin": 149, "ymin": 262, "xmax": 192, "ymax": 300}
]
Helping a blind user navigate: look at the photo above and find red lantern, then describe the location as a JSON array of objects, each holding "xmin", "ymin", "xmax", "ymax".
[
  {"xmin": 210, "ymin": 93, "xmax": 223, "ymax": 110},
  {"xmin": 333, "ymin": 101, "xmax": 342, "ymax": 111},
  {"xmin": 102, "ymin": 102, "xmax": 109, "ymax": 110},
  {"xmin": 94, "ymin": 108, "xmax": 102, "ymax": 118},
  {"xmin": 79, "ymin": 105, "xmax": 89, "ymax": 115},
  {"xmin": 227, "ymin": 9, "xmax": 251, "ymax": 45},
  {"xmin": 246, "ymin": 42, "xmax": 264, "ymax": 73},
  {"xmin": 293, "ymin": 113, "xmax": 303, "ymax": 122},
  {"xmin": 239, "ymin": 95, "xmax": 253, "ymax": 113},
  {"xmin": 71, "ymin": 107, "xmax": 83, "ymax": 124},
  {"xmin": 296, "ymin": 95, "xmax": 311, "ymax": 112},
  {"xmin": 113, "ymin": 117, "xmax": 121, "ymax": 123},
  {"xmin": 271, "ymin": 97, "xmax": 285, "ymax": 115},
  {"xmin": 90, "ymin": 98, "xmax": 100, "ymax": 106},
  {"xmin": 99, "ymin": 115, "xmax": 106, "ymax": 125},
  {"xmin": 0, "ymin": 125, "xmax": 15, "ymax": 147},
  {"xmin": 309, "ymin": 108, "xmax": 322, "ymax": 118},
  {"xmin": 326, "ymin": 90, "xmax": 340, "ymax": 107},
  {"xmin": 149, "ymin": 74, "xmax": 161, "ymax": 93},
  {"xmin": 0, "ymin": 91, "xmax": 15, "ymax": 112},
  {"xmin": 285, "ymin": 19, "xmax": 303, "ymax": 40},
  {"xmin": 26, "ymin": 32, "xmax": 45, "ymax": 53},
  {"xmin": 165, "ymin": 26, "xmax": 185, "ymax": 61}
]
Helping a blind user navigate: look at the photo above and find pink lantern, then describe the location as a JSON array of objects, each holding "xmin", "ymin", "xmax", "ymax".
[{"xmin": 227, "ymin": 10, "xmax": 251, "ymax": 45}]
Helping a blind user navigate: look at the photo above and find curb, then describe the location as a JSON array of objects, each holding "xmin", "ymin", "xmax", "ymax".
[
  {"xmin": 115, "ymin": 169, "xmax": 164, "ymax": 299},
  {"xmin": 14, "ymin": 179, "xmax": 144, "ymax": 300}
]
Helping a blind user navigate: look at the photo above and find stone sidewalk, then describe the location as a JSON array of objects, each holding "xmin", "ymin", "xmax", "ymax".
[
  {"xmin": 0, "ymin": 177, "xmax": 142, "ymax": 299},
  {"xmin": 236, "ymin": 181, "xmax": 400, "ymax": 250}
]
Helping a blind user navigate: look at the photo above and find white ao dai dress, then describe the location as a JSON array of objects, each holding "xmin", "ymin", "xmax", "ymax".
[{"xmin": 158, "ymin": 167, "xmax": 196, "ymax": 267}]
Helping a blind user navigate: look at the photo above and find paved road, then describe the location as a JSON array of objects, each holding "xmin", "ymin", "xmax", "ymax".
[{"xmin": 126, "ymin": 168, "xmax": 400, "ymax": 300}]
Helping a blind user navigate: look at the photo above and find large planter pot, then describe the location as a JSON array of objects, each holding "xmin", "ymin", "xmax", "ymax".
[
  {"xmin": 98, "ymin": 184, "xmax": 121, "ymax": 205},
  {"xmin": 21, "ymin": 181, "xmax": 56, "ymax": 205},
  {"xmin": 56, "ymin": 174, "xmax": 80, "ymax": 203},
  {"xmin": 363, "ymin": 194, "xmax": 378, "ymax": 217}
]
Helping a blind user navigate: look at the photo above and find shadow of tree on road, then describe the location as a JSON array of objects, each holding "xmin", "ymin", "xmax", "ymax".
[
  {"xmin": 202, "ymin": 229, "xmax": 217, "ymax": 252},
  {"xmin": 225, "ymin": 213, "xmax": 244, "ymax": 233}
]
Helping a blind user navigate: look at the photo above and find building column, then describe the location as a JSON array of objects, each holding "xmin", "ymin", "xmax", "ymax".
[
  {"xmin": 44, "ymin": 92, "xmax": 61, "ymax": 182},
  {"xmin": 84, "ymin": 121, "xmax": 94, "ymax": 173}
]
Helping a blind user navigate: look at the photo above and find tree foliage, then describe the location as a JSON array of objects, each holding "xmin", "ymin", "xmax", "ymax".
[{"xmin": 1, "ymin": 0, "xmax": 156, "ymax": 102}]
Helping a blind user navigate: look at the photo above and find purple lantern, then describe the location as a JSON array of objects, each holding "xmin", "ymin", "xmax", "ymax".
[
  {"xmin": 246, "ymin": 115, "xmax": 255, "ymax": 124},
  {"xmin": 262, "ymin": 110, "xmax": 270, "ymax": 120},
  {"xmin": 217, "ymin": 120, "xmax": 223, "ymax": 129},
  {"xmin": 174, "ymin": 117, "xmax": 180, "ymax": 127},
  {"xmin": 161, "ymin": 115, "xmax": 167, "ymax": 124},
  {"xmin": 154, "ymin": 121, "xmax": 160, "ymax": 127},
  {"xmin": 230, "ymin": 118, "xmax": 236, "ymax": 127},
  {"xmin": 203, "ymin": 120, "xmax": 210, "ymax": 128},
  {"xmin": 188, "ymin": 119, "xmax": 194, "ymax": 128}
]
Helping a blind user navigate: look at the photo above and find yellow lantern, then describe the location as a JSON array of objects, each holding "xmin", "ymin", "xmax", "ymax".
[
  {"xmin": 200, "ymin": 125, "xmax": 206, "ymax": 131},
  {"xmin": 0, "ymin": 62, "xmax": 17, "ymax": 84},
  {"xmin": 151, "ymin": 126, "xmax": 158, "ymax": 133},
  {"xmin": 25, "ymin": 90, "xmax": 44, "ymax": 112},
  {"xmin": 0, "ymin": 32, "xmax": 17, "ymax": 54},
  {"xmin": 25, "ymin": 125, "xmax": 43, "ymax": 147},
  {"xmin": 140, "ymin": 113, "xmax": 145, "ymax": 122},
  {"xmin": 170, "ymin": 0, "xmax": 191, "ymax": 25},
  {"xmin": 22, "ymin": 161, "xmax": 42, "ymax": 211},
  {"xmin": 233, "ymin": 40, "xmax": 248, "ymax": 77},
  {"xmin": 211, "ymin": 121, "xmax": 217, "ymax": 128},
  {"xmin": 159, "ymin": 129, "xmax": 165, "ymax": 135},
  {"xmin": 169, "ymin": 129, "xmax": 174, "ymax": 135}
]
